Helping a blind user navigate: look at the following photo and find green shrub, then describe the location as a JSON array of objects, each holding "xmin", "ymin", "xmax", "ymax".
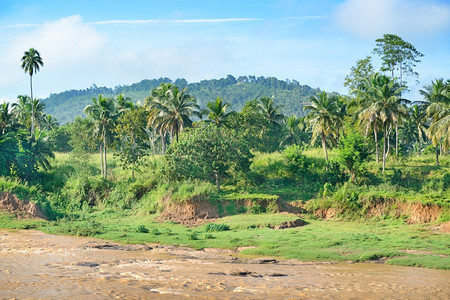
[
  {"xmin": 205, "ymin": 223, "xmax": 230, "ymax": 232},
  {"xmin": 74, "ymin": 221, "xmax": 102, "ymax": 236},
  {"xmin": 136, "ymin": 225, "xmax": 149, "ymax": 233}
]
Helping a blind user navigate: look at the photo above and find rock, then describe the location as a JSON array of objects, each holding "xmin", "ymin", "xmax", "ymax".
[
  {"xmin": 248, "ymin": 258, "xmax": 278, "ymax": 264},
  {"xmin": 274, "ymin": 219, "xmax": 306, "ymax": 229},
  {"xmin": 81, "ymin": 241, "xmax": 152, "ymax": 251},
  {"xmin": 75, "ymin": 262, "xmax": 99, "ymax": 268},
  {"xmin": 267, "ymin": 273, "xmax": 288, "ymax": 277}
]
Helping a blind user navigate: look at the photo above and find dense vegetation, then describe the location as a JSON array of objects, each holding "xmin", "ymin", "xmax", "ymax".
[
  {"xmin": 42, "ymin": 75, "xmax": 324, "ymax": 124},
  {"xmin": 1, "ymin": 34, "xmax": 449, "ymax": 270}
]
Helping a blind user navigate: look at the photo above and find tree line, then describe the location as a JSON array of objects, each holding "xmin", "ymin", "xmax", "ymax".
[{"xmin": 1, "ymin": 34, "xmax": 449, "ymax": 188}]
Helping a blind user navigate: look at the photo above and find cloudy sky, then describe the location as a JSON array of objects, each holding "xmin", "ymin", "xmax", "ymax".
[{"xmin": 1, "ymin": 0, "xmax": 449, "ymax": 103}]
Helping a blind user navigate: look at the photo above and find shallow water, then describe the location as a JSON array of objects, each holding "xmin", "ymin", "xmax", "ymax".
[{"xmin": 0, "ymin": 230, "xmax": 449, "ymax": 299}]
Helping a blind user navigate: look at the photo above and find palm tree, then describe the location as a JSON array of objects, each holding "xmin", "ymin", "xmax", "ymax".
[
  {"xmin": 84, "ymin": 95, "xmax": 117, "ymax": 178},
  {"xmin": 369, "ymin": 74, "xmax": 406, "ymax": 173},
  {"xmin": 281, "ymin": 115, "xmax": 305, "ymax": 147},
  {"xmin": 419, "ymin": 79, "xmax": 449, "ymax": 165},
  {"xmin": 401, "ymin": 105, "xmax": 428, "ymax": 151},
  {"xmin": 205, "ymin": 97, "xmax": 234, "ymax": 127},
  {"xmin": 41, "ymin": 114, "xmax": 59, "ymax": 131},
  {"xmin": 12, "ymin": 95, "xmax": 31, "ymax": 128},
  {"xmin": 21, "ymin": 48, "xmax": 44, "ymax": 135},
  {"xmin": 304, "ymin": 91, "xmax": 339, "ymax": 166},
  {"xmin": 257, "ymin": 96, "xmax": 285, "ymax": 127},
  {"xmin": 30, "ymin": 99, "xmax": 46, "ymax": 130},
  {"xmin": 146, "ymin": 83, "xmax": 200, "ymax": 144},
  {"xmin": 30, "ymin": 128, "xmax": 55, "ymax": 171},
  {"xmin": 0, "ymin": 102, "xmax": 15, "ymax": 134}
]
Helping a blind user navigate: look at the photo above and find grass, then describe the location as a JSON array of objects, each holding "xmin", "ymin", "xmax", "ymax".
[
  {"xmin": 1, "ymin": 210, "xmax": 448, "ymax": 269},
  {"xmin": 0, "ymin": 149, "xmax": 449, "ymax": 270}
]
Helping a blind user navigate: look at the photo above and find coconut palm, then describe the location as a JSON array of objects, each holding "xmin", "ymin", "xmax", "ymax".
[
  {"xmin": 146, "ymin": 83, "xmax": 200, "ymax": 143},
  {"xmin": 12, "ymin": 95, "xmax": 31, "ymax": 127},
  {"xmin": 205, "ymin": 97, "xmax": 234, "ymax": 127},
  {"xmin": 419, "ymin": 79, "xmax": 449, "ymax": 165},
  {"xmin": 369, "ymin": 74, "xmax": 406, "ymax": 173},
  {"xmin": 41, "ymin": 114, "xmax": 59, "ymax": 131},
  {"xmin": 84, "ymin": 95, "xmax": 117, "ymax": 178},
  {"xmin": 30, "ymin": 128, "xmax": 55, "ymax": 171},
  {"xmin": 0, "ymin": 102, "xmax": 15, "ymax": 134},
  {"xmin": 257, "ymin": 96, "xmax": 285, "ymax": 127},
  {"xmin": 400, "ymin": 105, "xmax": 428, "ymax": 151},
  {"xmin": 21, "ymin": 48, "xmax": 43, "ymax": 135},
  {"xmin": 304, "ymin": 91, "xmax": 339, "ymax": 165}
]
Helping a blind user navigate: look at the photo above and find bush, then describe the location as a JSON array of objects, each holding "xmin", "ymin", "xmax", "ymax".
[
  {"xmin": 136, "ymin": 225, "xmax": 149, "ymax": 233},
  {"xmin": 283, "ymin": 145, "xmax": 310, "ymax": 178},
  {"xmin": 205, "ymin": 223, "xmax": 230, "ymax": 232}
]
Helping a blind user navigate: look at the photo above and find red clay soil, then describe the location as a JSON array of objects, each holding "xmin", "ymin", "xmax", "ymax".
[
  {"xmin": 0, "ymin": 192, "xmax": 47, "ymax": 220},
  {"xmin": 314, "ymin": 200, "xmax": 443, "ymax": 224}
]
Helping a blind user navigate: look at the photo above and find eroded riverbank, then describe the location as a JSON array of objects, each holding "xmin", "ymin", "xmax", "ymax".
[{"xmin": 0, "ymin": 229, "xmax": 449, "ymax": 299}]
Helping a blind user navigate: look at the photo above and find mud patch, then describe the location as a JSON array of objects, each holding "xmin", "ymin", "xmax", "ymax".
[{"xmin": 0, "ymin": 192, "xmax": 47, "ymax": 220}]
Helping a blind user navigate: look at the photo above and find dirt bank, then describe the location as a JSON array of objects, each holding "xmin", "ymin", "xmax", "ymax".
[
  {"xmin": 0, "ymin": 229, "xmax": 449, "ymax": 299},
  {"xmin": 314, "ymin": 198, "xmax": 445, "ymax": 223},
  {"xmin": 0, "ymin": 192, "xmax": 47, "ymax": 220}
]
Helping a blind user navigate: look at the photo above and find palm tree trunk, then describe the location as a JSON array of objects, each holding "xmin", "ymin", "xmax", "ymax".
[
  {"xmin": 374, "ymin": 120, "xmax": 379, "ymax": 164},
  {"xmin": 214, "ymin": 171, "xmax": 220, "ymax": 191},
  {"xmin": 321, "ymin": 131, "xmax": 328, "ymax": 171},
  {"xmin": 436, "ymin": 144, "xmax": 440, "ymax": 166},
  {"xmin": 104, "ymin": 137, "xmax": 107, "ymax": 179},
  {"xmin": 395, "ymin": 122, "xmax": 398, "ymax": 158},
  {"xmin": 100, "ymin": 142, "xmax": 104, "ymax": 177},
  {"xmin": 30, "ymin": 75, "xmax": 34, "ymax": 136},
  {"xmin": 383, "ymin": 124, "xmax": 387, "ymax": 174},
  {"xmin": 161, "ymin": 130, "xmax": 166, "ymax": 154}
]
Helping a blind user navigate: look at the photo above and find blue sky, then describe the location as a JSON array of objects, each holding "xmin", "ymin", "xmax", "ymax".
[{"xmin": 1, "ymin": 0, "xmax": 449, "ymax": 103}]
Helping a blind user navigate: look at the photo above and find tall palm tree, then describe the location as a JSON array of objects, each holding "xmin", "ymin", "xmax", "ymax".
[
  {"xmin": 21, "ymin": 48, "xmax": 43, "ymax": 135},
  {"xmin": 304, "ymin": 91, "xmax": 339, "ymax": 165},
  {"xmin": 400, "ymin": 105, "xmax": 428, "ymax": 151},
  {"xmin": 370, "ymin": 74, "xmax": 406, "ymax": 173},
  {"xmin": 30, "ymin": 99, "xmax": 46, "ymax": 130},
  {"xmin": 205, "ymin": 97, "xmax": 234, "ymax": 127},
  {"xmin": 84, "ymin": 95, "xmax": 117, "ymax": 178},
  {"xmin": 146, "ymin": 83, "xmax": 200, "ymax": 143},
  {"xmin": 419, "ymin": 79, "xmax": 449, "ymax": 165}
]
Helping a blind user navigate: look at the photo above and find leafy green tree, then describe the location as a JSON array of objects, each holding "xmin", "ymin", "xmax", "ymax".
[
  {"xmin": 337, "ymin": 130, "xmax": 370, "ymax": 182},
  {"xmin": 21, "ymin": 48, "xmax": 44, "ymax": 135},
  {"xmin": 115, "ymin": 106, "xmax": 148, "ymax": 179},
  {"xmin": 344, "ymin": 56, "xmax": 374, "ymax": 92},
  {"xmin": 164, "ymin": 125, "xmax": 253, "ymax": 191},
  {"xmin": 304, "ymin": 91, "xmax": 339, "ymax": 165},
  {"xmin": 373, "ymin": 34, "xmax": 423, "ymax": 85},
  {"xmin": 30, "ymin": 128, "xmax": 55, "ymax": 171}
]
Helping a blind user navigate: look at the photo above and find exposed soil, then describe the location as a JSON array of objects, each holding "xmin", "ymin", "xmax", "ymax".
[
  {"xmin": 159, "ymin": 196, "xmax": 304, "ymax": 226},
  {"xmin": 314, "ymin": 199, "xmax": 444, "ymax": 224},
  {"xmin": 0, "ymin": 229, "xmax": 449, "ymax": 299},
  {"xmin": 0, "ymin": 192, "xmax": 47, "ymax": 220}
]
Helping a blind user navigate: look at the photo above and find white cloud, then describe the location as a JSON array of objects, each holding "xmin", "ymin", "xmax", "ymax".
[
  {"xmin": 335, "ymin": 0, "xmax": 450, "ymax": 38},
  {"xmin": 90, "ymin": 18, "xmax": 261, "ymax": 26},
  {"xmin": 0, "ymin": 15, "xmax": 106, "ymax": 99}
]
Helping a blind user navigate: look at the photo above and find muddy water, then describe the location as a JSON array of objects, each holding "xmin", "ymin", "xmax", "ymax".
[{"xmin": 0, "ymin": 230, "xmax": 449, "ymax": 299}]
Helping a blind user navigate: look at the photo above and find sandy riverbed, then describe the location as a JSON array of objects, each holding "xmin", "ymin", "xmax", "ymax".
[{"xmin": 0, "ymin": 229, "xmax": 449, "ymax": 299}]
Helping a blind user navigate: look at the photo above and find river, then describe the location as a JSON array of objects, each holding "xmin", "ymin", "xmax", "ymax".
[{"xmin": 0, "ymin": 230, "xmax": 448, "ymax": 299}]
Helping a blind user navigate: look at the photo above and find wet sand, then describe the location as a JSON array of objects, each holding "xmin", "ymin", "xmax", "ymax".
[{"xmin": 0, "ymin": 230, "xmax": 449, "ymax": 299}]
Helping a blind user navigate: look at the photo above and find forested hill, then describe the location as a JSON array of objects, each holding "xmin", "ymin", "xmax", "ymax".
[{"xmin": 42, "ymin": 75, "xmax": 327, "ymax": 124}]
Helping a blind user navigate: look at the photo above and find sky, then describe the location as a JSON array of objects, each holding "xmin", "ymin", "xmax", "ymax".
[{"xmin": 0, "ymin": 0, "xmax": 449, "ymax": 103}]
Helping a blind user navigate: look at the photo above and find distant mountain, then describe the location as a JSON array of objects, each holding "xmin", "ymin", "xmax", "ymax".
[{"xmin": 42, "ymin": 75, "xmax": 330, "ymax": 124}]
